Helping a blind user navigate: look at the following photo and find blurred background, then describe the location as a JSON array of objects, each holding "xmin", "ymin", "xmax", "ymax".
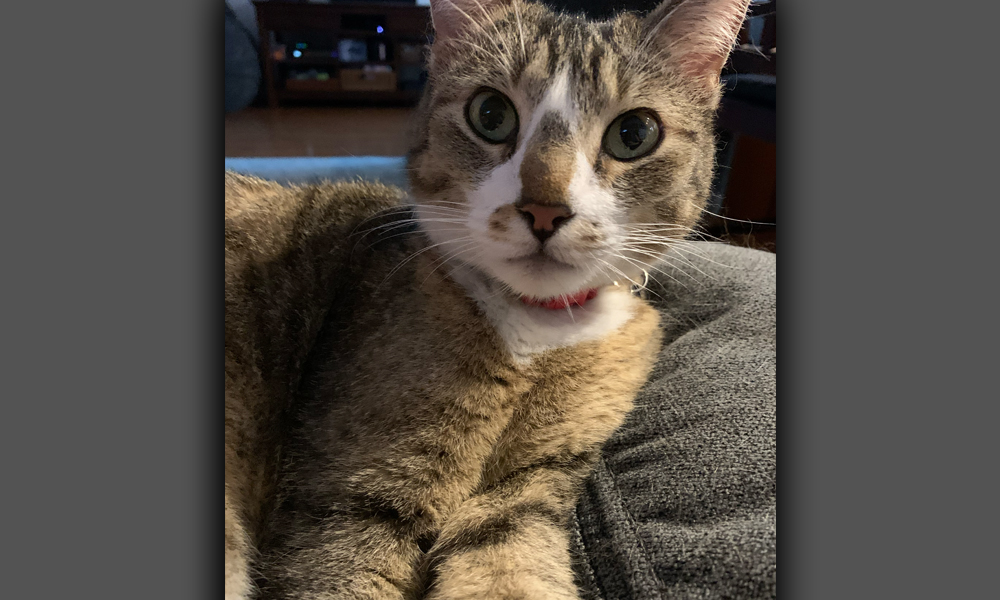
[{"xmin": 225, "ymin": 0, "xmax": 775, "ymax": 251}]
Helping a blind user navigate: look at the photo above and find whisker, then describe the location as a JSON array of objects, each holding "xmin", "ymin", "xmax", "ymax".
[
  {"xmin": 657, "ymin": 253, "xmax": 716, "ymax": 283},
  {"xmin": 353, "ymin": 218, "xmax": 466, "ymax": 250},
  {"xmin": 698, "ymin": 206, "xmax": 775, "ymax": 227},
  {"xmin": 668, "ymin": 248, "xmax": 736, "ymax": 271},
  {"xmin": 363, "ymin": 227, "xmax": 469, "ymax": 252},
  {"xmin": 420, "ymin": 241, "xmax": 480, "ymax": 285},
  {"xmin": 512, "ymin": 0, "xmax": 527, "ymax": 62},
  {"xmin": 561, "ymin": 295, "xmax": 576, "ymax": 322},
  {"xmin": 588, "ymin": 253, "xmax": 666, "ymax": 302},
  {"xmin": 618, "ymin": 245, "xmax": 714, "ymax": 283},
  {"xmin": 349, "ymin": 204, "xmax": 465, "ymax": 236},
  {"xmin": 410, "ymin": 200, "xmax": 468, "ymax": 209},
  {"xmin": 665, "ymin": 242, "xmax": 738, "ymax": 271},
  {"xmin": 615, "ymin": 254, "xmax": 691, "ymax": 290},
  {"xmin": 378, "ymin": 236, "xmax": 475, "ymax": 290}
]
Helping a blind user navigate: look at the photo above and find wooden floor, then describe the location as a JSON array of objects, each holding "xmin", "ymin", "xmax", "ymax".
[{"xmin": 225, "ymin": 107, "xmax": 417, "ymax": 157}]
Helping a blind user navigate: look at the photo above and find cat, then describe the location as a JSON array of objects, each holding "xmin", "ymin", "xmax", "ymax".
[{"xmin": 224, "ymin": 0, "xmax": 751, "ymax": 598}]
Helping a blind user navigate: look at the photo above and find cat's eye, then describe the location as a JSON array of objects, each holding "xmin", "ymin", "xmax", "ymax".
[
  {"xmin": 466, "ymin": 89, "xmax": 518, "ymax": 144},
  {"xmin": 603, "ymin": 109, "xmax": 661, "ymax": 161}
]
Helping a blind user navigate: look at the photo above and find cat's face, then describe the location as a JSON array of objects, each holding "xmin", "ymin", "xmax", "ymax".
[{"xmin": 409, "ymin": 0, "xmax": 749, "ymax": 300}]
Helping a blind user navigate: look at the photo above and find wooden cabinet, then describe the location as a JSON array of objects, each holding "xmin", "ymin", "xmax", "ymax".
[{"xmin": 254, "ymin": 1, "xmax": 431, "ymax": 107}]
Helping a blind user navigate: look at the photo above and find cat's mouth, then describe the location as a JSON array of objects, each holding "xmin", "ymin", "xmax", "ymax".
[
  {"xmin": 498, "ymin": 252, "xmax": 607, "ymax": 306},
  {"xmin": 507, "ymin": 252, "xmax": 576, "ymax": 272}
]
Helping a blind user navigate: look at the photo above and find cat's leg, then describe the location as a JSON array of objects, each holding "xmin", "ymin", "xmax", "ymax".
[
  {"xmin": 226, "ymin": 493, "xmax": 256, "ymax": 600},
  {"xmin": 259, "ymin": 512, "xmax": 427, "ymax": 600},
  {"xmin": 424, "ymin": 460, "xmax": 591, "ymax": 600}
]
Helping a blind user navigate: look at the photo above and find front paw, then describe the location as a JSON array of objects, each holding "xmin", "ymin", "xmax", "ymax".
[{"xmin": 426, "ymin": 554, "xmax": 579, "ymax": 600}]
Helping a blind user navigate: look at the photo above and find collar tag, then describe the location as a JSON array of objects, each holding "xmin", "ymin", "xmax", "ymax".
[{"xmin": 630, "ymin": 270, "xmax": 650, "ymax": 299}]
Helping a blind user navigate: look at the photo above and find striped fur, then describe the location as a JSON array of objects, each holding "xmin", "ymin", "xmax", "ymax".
[
  {"xmin": 225, "ymin": 1, "xmax": 750, "ymax": 598},
  {"xmin": 411, "ymin": 0, "xmax": 750, "ymax": 306}
]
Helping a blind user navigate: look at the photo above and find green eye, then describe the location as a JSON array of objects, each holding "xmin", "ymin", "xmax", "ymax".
[
  {"xmin": 466, "ymin": 89, "xmax": 518, "ymax": 143},
  {"xmin": 603, "ymin": 109, "xmax": 661, "ymax": 160}
]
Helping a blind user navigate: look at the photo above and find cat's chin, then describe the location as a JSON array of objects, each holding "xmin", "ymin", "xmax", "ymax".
[
  {"xmin": 507, "ymin": 252, "xmax": 576, "ymax": 273},
  {"xmin": 478, "ymin": 253, "xmax": 604, "ymax": 301}
]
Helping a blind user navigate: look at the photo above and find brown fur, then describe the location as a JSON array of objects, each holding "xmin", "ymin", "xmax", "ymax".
[
  {"xmin": 225, "ymin": 173, "xmax": 660, "ymax": 598},
  {"xmin": 225, "ymin": 173, "xmax": 406, "ymax": 598},
  {"xmin": 519, "ymin": 118, "xmax": 576, "ymax": 207},
  {"xmin": 226, "ymin": 1, "xmax": 750, "ymax": 598}
]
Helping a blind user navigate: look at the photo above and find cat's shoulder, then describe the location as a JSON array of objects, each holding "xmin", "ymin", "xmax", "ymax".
[
  {"xmin": 225, "ymin": 172, "xmax": 406, "ymax": 226},
  {"xmin": 225, "ymin": 174, "xmax": 413, "ymax": 287}
]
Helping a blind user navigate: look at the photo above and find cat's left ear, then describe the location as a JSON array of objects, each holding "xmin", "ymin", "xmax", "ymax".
[
  {"xmin": 642, "ymin": 0, "xmax": 752, "ymax": 97},
  {"xmin": 428, "ymin": 0, "xmax": 510, "ymax": 43}
]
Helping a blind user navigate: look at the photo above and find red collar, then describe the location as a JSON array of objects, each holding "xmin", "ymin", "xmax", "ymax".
[{"xmin": 520, "ymin": 288, "xmax": 598, "ymax": 310}]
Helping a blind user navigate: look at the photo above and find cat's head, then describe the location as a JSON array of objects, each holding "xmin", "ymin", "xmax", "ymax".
[{"xmin": 409, "ymin": 0, "xmax": 750, "ymax": 301}]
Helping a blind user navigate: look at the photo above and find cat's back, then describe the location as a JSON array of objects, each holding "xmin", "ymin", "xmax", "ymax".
[
  {"xmin": 225, "ymin": 172, "xmax": 404, "ymax": 268},
  {"xmin": 225, "ymin": 172, "xmax": 407, "ymax": 386}
]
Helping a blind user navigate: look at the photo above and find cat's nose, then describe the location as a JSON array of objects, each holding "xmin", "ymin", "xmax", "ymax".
[{"xmin": 516, "ymin": 203, "xmax": 575, "ymax": 244}]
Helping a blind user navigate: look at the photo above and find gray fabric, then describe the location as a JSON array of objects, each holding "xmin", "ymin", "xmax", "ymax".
[{"xmin": 571, "ymin": 242, "xmax": 776, "ymax": 600}]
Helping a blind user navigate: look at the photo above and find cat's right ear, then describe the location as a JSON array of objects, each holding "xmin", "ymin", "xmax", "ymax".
[
  {"xmin": 428, "ymin": 0, "xmax": 509, "ymax": 45},
  {"xmin": 642, "ymin": 0, "xmax": 752, "ymax": 99}
]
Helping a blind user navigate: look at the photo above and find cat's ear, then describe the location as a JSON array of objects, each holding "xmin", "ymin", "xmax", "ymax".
[
  {"xmin": 642, "ymin": 0, "xmax": 751, "ymax": 94},
  {"xmin": 428, "ymin": 0, "xmax": 509, "ymax": 43}
]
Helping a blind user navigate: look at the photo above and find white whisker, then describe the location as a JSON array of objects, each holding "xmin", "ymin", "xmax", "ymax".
[{"xmin": 378, "ymin": 236, "xmax": 474, "ymax": 289}]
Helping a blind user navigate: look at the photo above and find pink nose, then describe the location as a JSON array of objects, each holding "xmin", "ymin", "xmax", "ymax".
[{"xmin": 517, "ymin": 203, "xmax": 574, "ymax": 242}]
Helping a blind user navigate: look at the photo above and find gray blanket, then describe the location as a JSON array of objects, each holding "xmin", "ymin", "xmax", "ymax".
[{"xmin": 571, "ymin": 242, "xmax": 776, "ymax": 600}]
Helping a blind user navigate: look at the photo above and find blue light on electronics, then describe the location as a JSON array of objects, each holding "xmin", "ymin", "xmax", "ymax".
[
  {"xmin": 292, "ymin": 50, "xmax": 302, "ymax": 58},
  {"xmin": 376, "ymin": 26, "xmax": 384, "ymax": 34},
  {"xmin": 295, "ymin": 43, "xmax": 307, "ymax": 50}
]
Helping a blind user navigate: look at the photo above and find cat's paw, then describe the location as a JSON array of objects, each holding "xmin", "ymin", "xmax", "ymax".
[{"xmin": 426, "ymin": 565, "xmax": 580, "ymax": 600}]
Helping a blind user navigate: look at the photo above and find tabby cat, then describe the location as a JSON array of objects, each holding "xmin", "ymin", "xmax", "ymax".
[{"xmin": 225, "ymin": 0, "xmax": 751, "ymax": 598}]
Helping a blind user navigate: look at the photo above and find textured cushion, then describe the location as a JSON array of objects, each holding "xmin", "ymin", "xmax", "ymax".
[{"xmin": 572, "ymin": 243, "xmax": 776, "ymax": 600}]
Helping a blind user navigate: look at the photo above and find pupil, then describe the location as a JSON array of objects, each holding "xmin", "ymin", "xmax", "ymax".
[
  {"xmin": 479, "ymin": 95, "xmax": 507, "ymax": 131},
  {"xmin": 619, "ymin": 115, "xmax": 648, "ymax": 150}
]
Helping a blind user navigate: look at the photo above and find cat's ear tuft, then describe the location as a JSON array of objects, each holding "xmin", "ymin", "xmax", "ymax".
[
  {"xmin": 642, "ymin": 0, "xmax": 751, "ymax": 95},
  {"xmin": 429, "ymin": 0, "xmax": 511, "ymax": 43}
]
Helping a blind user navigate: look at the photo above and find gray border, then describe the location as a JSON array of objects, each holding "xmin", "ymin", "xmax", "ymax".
[
  {"xmin": 3, "ymin": 0, "xmax": 996, "ymax": 598},
  {"xmin": 784, "ymin": 1, "xmax": 997, "ymax": 598},
  {"xmin": 2, "ymin": 0, "xmax": 215, "ymax": 597}
]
